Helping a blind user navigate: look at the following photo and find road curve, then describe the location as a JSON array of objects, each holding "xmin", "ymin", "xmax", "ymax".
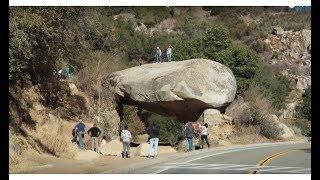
[{"xmin": 119, "ymin": 141, "xmax": 310, "ymax": 174}]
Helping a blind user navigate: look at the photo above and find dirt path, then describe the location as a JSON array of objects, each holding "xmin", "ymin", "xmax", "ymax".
[{"xmin": 16, "ymin": 153, "xmax": 151, "ymax": 174}]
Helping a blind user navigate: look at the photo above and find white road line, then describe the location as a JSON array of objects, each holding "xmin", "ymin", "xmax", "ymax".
[
  {"xmin": 154, "ymin": 165, "xmax": 309, "ymax": 173},
  {"xmin": 153, "ymin": 163, "xmax": 310, "ymax": 174},
  {"xmin": 183, "ymin": 143, "xmax": 283, "ymax": 163},
  {"xmin": 150, "ymin": 141, "xmax": 307, "ymax": 174},
  {"xmin": 285, "ymin": 168, "xmax": 311, "ymax": 173}
]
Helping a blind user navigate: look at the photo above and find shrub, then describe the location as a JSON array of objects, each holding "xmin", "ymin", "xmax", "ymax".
[
  {"xmin": 234, "ymin": 86, "xmax": 284, "ymax": 139},
  {"xmin": 215, "ymin": 44, "xmax": 260, "ymax": 94},
  {"xmin": 143, "ymin": 112, "xmax": 184, "ymax": 146},
  {"xmin": 119, "ymin": 105, "xmax": 146, "ymax": 137},
  {"xmin": 294, "ymin": 86, "xmax": 311, "ymax": 136},
  {"xmin": 259, "ymin": 116, "xmax": 284, "ymax": 139},
  {"xmin": 253, "ymin": 65, "xmax": 292, "ymax": 109}
]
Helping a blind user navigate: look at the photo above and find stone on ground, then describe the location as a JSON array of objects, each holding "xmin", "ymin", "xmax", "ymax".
[
  {"xmin": 74, "ymin": 150, "xmax": 100, "ymax": 161},
  {"xmin": 100, "ymin": 139, "xmax": 123, "ymax": 156}
]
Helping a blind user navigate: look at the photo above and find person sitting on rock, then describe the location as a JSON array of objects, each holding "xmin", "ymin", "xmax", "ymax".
[
  {"xmin": 87, "ymin": 123, "xmax": 101, "ymax": 152},
  {"xmin": 75, "ymin": 119, "xmax": 86, "ymax": 149},
  {"xmin": 120, "ymin": 125, "xmax": 132, "ymax": 158},
  {"xmin": 200, "ymin": 123, "xmax": 210, "ymax": 149}
]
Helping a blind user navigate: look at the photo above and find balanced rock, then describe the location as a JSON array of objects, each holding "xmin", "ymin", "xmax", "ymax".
[{"xmin": 106, "ymin": 59, "xmax": 237, "ymax": 122}]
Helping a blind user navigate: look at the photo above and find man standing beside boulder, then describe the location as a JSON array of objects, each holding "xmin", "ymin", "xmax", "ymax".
[
  {"xmin": 185, "ymin": 123, "xmax": 195, "ymax": 152},
  {"xmin": 166, "ymin": 45, "xmax": 173, "ymax": 62},
  {"xmin": 75, "ymin": 119, "xmax": 86, "ymax": 149},
  {"xmin": 148, "ymin": 123, "xmax": 160, "ymax": 158},
  {"xmin": 120, "ymin": 125, "xmax": 132, "ymax": 158},
  {"xmin": 87, "ymin": 123, "xmax": 101, "ymax": 152}
]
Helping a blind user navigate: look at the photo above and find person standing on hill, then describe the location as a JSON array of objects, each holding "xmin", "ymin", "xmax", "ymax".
[
  {"xmin": 200, "ymin": 123, "xmax": 210, "ymax": 149},
  {"xmin": 87, "ymin": 123, "xmax": 101, "ymax": 152},
  {"xmin": 75, "ymin": 119, "xmax": 86, "ymax": 149},
  {"xmin": 166, "ymin": 45, "xmax": 173, "ymax": 62},
  {"xmin": 155, "ymin": 47, "xmax": 162, "ymax": 63},
  {"xmin": 120, "ymin": 125, "xmax": 132, "ymax": 158},
  {"xmin": 185, "ymin": 123, "xmax": 195, "ymax": 152},
  {"xmin": 148, "ymin": 123, "xmax": 160, "ymax": 158}
]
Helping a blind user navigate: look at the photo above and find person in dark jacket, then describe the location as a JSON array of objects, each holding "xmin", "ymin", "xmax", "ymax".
[
  {"xmin": 148, "ymin": 123, "xmax": 160, "ymax": 158},
  {"xmin": 75, "ymin": 120, "xmax": 86, "ymax": 149},
  {"xmin": 87, "ymin": 123, "xmax": 101, "ymax": 152},
  {"xmin": 185, "ymin": 123, "xmax": 195, "ymax": 151}
]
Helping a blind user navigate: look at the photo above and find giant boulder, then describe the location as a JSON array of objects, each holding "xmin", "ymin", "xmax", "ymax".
[{"xmin": 105, "ymin": 59, "xmax": 237, "ymax": 122}]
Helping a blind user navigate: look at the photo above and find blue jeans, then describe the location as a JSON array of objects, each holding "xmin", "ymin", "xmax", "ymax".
[
  {"xmin": 155, "ymin": 54, "xmax": 161, "ymax": 63},
  {"xmin": 122, "ymin": 141, "xmax": 130, "ymax": 156},
  {"xmin": 167, "ymin": 53, "xmax": 172, "ymax": 61},
  {"xmin": 77, "ymin": 132, "xmax": 85, "ymax": 149},
  {"xmin": 149, "ymin": 138, "xmax": 159, "ymax": 157},
  {"xmin": 187, "ymin": 137, "xmax": 193, "ymax": 151}
]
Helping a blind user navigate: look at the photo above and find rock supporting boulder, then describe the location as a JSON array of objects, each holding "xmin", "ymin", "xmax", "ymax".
[
  {"xmin": 106, "ymin": 59, "xmax": 237, "ymax": 122},
  {"xmin": 202, "ymin": 109, "xmax": 234, "ymax": 126}
]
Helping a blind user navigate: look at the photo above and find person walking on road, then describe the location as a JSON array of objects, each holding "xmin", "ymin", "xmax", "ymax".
[
  {"xmin": 200, "ymin": 123, "xmax": 210, "ymax": 149},
  {"xmin": 185, "ymin": 123, "xmax": 195, "ymax": 152},
  {"xmin": 148, "ymin": 123, "xmax": 160, "ymax": 158},
  {"xmin": 155, "ymin": 47, "xmax": 162, "ymax": 63},
  {"xmin": 121, "ymin": 125, "xmax": 132, "ymax": 158},
  {"xmin": 87, "ymin": 123, "xmax": 101, "ymax": 152},
  {"xmin": 166, "ymin": 45, "xmax": 173, "ymax": 62},
  {"xmin": 75, "ymin": 119, "xmax": 86, "ymax": 149}
]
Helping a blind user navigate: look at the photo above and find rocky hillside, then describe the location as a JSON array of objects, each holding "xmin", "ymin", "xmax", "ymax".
[{"xmin": 9, "ymin": 6, "xmax": 311, "ymax": 172}]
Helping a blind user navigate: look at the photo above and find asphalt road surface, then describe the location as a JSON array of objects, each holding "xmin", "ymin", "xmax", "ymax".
[{"xmin": 129, "ymin": 141, "xmax": 311, "ymax": 174}]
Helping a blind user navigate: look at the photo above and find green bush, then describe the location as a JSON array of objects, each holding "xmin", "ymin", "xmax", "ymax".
[
  {"xmin": 294, "ymin": 86, "xmax": 311, "ymax": 136},
  {"xmin": 145, "ymin": 112, "xmax": 184, "ymax": 146},
  {"xmin": 253, "ymin": 66, "xmax": 292, "ymax": 109},
  {"xmin": 214, "ymin": 44, "xmax": 260, "ymax": 94}
]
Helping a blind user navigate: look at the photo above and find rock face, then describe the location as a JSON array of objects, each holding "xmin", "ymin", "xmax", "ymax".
[
  {"xmin": 106, "ymin": 59, "xmax": 237, "ymax": 122},
  {"xmin": 99, "ymin": 139, "xmax": 123, "ymax": 156},
  {"xmin": 201, "ymin": 109, "xmax": 234, "ymax": 126},
  {"xmin": 268, "ymin": 114, "xmax": 294, "ymax": 139}
]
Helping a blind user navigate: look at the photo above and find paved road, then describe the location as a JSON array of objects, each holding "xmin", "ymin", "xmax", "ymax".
[{"xmin": 126, "ymin": 141, "xmax": 310, "ymax": 174}]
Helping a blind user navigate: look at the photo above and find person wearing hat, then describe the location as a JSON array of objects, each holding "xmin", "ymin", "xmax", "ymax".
[
  {"xmin": 166, "ymin": 45, "xmax": 173, "ymax": 62},
  {"xmin": 155, "ymin": 47, "xmax": 162, "ymax": 63},
  {"xmin": 75, "ymin": 119, "xmax": 86, "ymax": 149}
]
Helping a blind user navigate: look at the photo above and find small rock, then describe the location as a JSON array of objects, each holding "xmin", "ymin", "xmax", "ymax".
[{"xmin": 74, "ymin": 150, "xmax": 100, "ymax": 161}]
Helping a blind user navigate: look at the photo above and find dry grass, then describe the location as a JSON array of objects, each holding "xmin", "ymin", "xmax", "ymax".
[
  {"xmin": 235, "ymin": 85, "xmax": 284, "ymax": 139},
  {"xmin": 229, "ymin": 125, "xmax": 271, "ymax": 144}
]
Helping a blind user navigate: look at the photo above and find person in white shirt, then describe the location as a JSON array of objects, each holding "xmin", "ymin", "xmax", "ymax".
[
  {"xmin": 200, "ymin": 123, "xmax": 210, "ymax": 149},
  {"xmin": 121, "ymin": 125, "xmax": 132, "ymax": 158},
  {"xmin": 166, "ymin": 45, "xmax": 173, "ymax": 62},
  {"xmin": 155, "ymin": 47, "xmax": 162, "ymax": 63}
]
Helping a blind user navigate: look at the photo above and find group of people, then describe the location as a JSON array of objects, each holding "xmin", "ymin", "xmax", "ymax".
[
  {"xmin": 184, "ymin": 122, "xmax": 210, "ymax": 151},
  {"xmin": 72, "ymin": 119, "xmax": 211, "ymax": 158},
  {"xmin": 155, "ymin": 45, "xmax": 173, "ymax": 63},
  {"xmin": 72, "ymin": 120, "xmax": 102, "ymax": 152},
  {"xmin": 120, "ymin": 123, "xmax": 160, "ymax": 158}
]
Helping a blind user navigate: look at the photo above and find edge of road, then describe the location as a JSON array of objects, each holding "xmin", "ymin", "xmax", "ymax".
[{"xmin": 103, "ymin": 140, "xmax": 308, "ymax": 174}]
